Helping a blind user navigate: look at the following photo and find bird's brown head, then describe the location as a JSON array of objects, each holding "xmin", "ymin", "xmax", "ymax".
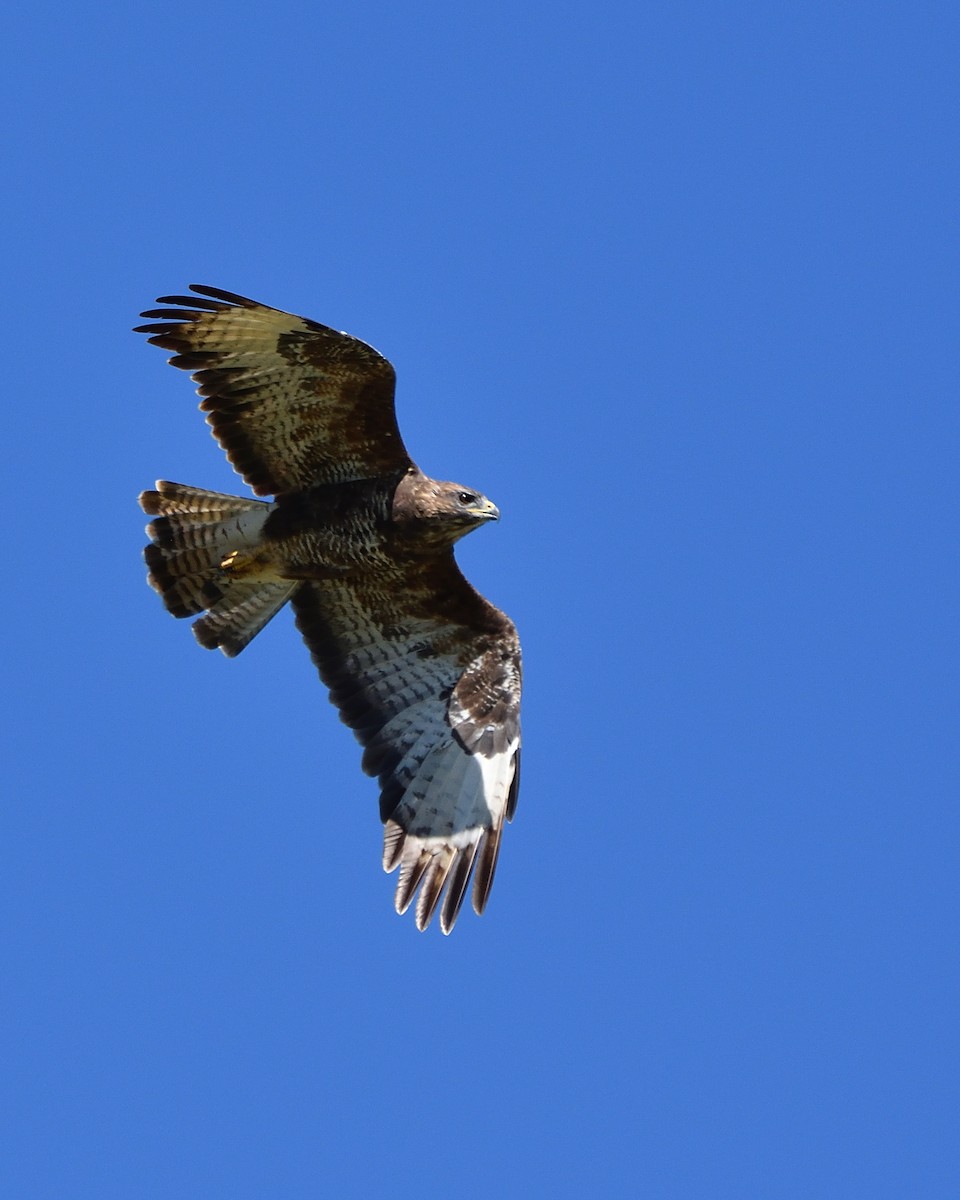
[{"xmin": 392, "ymin": 471, "xmax": 500, "ymax": 548}]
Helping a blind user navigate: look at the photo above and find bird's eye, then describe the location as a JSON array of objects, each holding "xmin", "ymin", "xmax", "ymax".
[{"xmin": 458, "ymin": 492, "xmax": 476, "ymax": 505}]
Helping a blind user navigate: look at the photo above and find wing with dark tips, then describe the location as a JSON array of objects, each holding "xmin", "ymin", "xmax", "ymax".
[
  {"xmin": 292, "ymin": 556, "xmax": 521, "ymax": 934},
  {"xmin": 135, "ymin": 284, "xmax": 412, "ymax": 495}
]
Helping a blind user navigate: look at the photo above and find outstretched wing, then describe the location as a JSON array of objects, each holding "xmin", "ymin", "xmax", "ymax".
[
  {"xmin": 292, "ymin": 561, "xmax": 521, "ymax": 935},
  {"xmin": 135, "ymin": 284, "xmax": 412, "ymax": 495}
]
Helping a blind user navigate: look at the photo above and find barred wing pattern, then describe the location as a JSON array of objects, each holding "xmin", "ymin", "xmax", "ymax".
[
  {"xmin": 293, "ymin": 574, "xmax": 521, "ymax": 934},
  {"xmin": 135, "ymin": 285, "xmax": 411, "ymax": 496}
]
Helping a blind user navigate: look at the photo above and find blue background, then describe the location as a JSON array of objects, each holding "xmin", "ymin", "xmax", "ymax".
[{"xmin": 3, "ymin": 4, "xmax": 958, "ymax": 1196}]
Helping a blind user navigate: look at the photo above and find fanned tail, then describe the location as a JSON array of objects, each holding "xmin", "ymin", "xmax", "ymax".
[{"xmin": 139, "ymin": 480, "xmax": 297, "ymax": 656}]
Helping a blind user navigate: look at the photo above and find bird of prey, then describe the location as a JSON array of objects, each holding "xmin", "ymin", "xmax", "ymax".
[{"xmin": 136, "ymin": 285, "xmax": 521, "ymax": 933}]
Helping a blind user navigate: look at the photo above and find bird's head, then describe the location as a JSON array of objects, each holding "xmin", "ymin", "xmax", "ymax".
[{"xmin": 393, "ymin": 472, "xmax": 500, "ymax": 547}]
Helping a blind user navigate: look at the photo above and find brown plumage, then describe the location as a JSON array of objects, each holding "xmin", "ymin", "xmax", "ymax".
[{"xmin": 137, "ymin": 285, "xmax": 521, "ymax": 933}]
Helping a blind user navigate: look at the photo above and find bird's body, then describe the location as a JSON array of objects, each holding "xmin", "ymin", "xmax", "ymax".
[{"xmin": 137, "ymin": 286, "xmax": 521, "ymax": 933}]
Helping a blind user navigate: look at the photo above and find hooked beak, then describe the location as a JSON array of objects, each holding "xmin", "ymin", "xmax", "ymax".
[{"xmin": 473, "ymin": 498, "xmax": 500, "ymax": 522}]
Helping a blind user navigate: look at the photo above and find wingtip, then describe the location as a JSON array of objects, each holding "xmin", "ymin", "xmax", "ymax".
[
  {"xmin": 414, "ymin": 849, "xmax": 455, "ymax": 932},
  {"xmin": 187, "ymin": 283, "xmax": 260, "ymax": 307},
  {"xmin": 439, "ymin": 840, "xmax": 479, "ymax": 934},
  {"xmin": 382, "ymin": 819, "xmax": 405, "ymax": 872},
  {"xmin": 386, "ymin": 830, "xmax": 490, "ymax": 934},
  {"xmin": 471, "ymin": 823, "xmax": 504, "ymax": 916}
]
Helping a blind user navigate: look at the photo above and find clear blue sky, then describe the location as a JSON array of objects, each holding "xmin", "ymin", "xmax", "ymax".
[{"xmin": 3, "ymin": 4, "xmax": 958, "ymax": 1197}]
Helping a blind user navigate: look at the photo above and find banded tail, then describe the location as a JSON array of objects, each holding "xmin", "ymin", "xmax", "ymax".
[{"xmin": 139, "ymin": 480, "xmax": 298, "ymax": 656}]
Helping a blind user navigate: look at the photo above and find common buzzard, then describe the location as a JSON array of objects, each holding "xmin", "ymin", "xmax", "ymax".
[{"xmin": 137, "ymin": 285, "xmax": 521, "ymax": 934}]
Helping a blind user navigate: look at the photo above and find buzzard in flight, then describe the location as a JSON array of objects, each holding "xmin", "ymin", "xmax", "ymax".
[{"xmin": 137, "ymin": 285, "xmax": 521, "ymax": 933}]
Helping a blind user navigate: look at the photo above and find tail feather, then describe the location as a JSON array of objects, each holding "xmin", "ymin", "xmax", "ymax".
[
  {"xmin": 193, "ymin": 577, "xmax": 298, "ymax": 656},
  {"xmin": 143, "ymin": 542, "xmax": 216, "ymax": 617},
  {"xmin": 140, "ymin": 480, "xmax": 296, "ymax": 655},
  {"xmin": 140, "ymin": 480, "xmax": 257, "ymax": 518}
]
